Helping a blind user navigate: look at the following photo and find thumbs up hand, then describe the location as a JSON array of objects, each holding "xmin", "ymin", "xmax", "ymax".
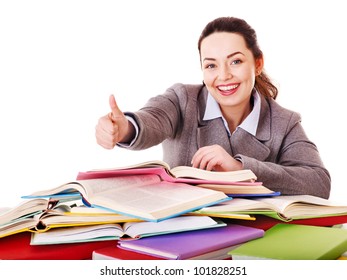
[
  {"xmin": 108, "ymin": 94, "xmax": 125, "ymax": 123},
  {"xmin": 95, "ymin": 95, "xmax": 135, "ymax": 149}
]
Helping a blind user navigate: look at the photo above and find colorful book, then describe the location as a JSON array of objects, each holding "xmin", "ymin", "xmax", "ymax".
[
  {"xmin": 76, "ymin": 159, "xmax": 258, "ymax": 184},
  {"xmin": 118, "ymin": 224, "xmax": 264, "ymax": 260},
  {"xmin": 0, "ymin": 231, "xmax": 117, "ymax": 260},
  {"xmin": 0, "ymin": 198, "xmax": 138, "ymax": 238},
  {"xmin": 229, "ymin": 223, "xmax": 347, "ymax": 260},
  {"xmin": 76, "ymin": 160, "xmax": 278, "ymax": 197},
  {"xmin": 30, "ymin": 216, "xmax": 225, "ymax": 244},
  {"xmin": 23, "ymin": 174, "xmax": 229, "ymax": 222},
  {"xmin": 230, "ymin": 214, "xmax": 347, "ymax": 231},
  {"xmin": 93, "ymin": 244, "xmax": 165, "ymax": 260},
  {"xmin": 195, "ymin": 195, "xmax": 347, "ymax": 222},
  {"xmin": 93, "ymin": 243, "xmax": 234, "ymax": 260}
]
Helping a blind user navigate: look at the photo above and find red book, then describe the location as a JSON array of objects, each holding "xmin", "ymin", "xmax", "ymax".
[
  {"xmin": 93, "ymin": 244, "xmax": 165, "ymax": 260},
  {"xmin": 0, "ymin": 232, "xmax": 117, "ymax": 260}
]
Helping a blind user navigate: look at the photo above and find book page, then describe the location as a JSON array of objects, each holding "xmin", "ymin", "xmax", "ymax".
[
  {"xmin": 196, "ymin": 183, "xmax": 273, "ymax": 194},
  {"xmin": 170, "ymin": 166, "xmax": 257, "ymax": 182},
  {"xmin": 122, "ymin": 216, "xmax": 220, "ymax": 238},
  {"xmin": 87, "ymin": 160, "xmax": 170, "ymax": 172},
  {"xmin": 253, "ymin": 195, "xmax": 334, "ymax": 214},
  {"xmin": 198, "ymin": 198, "xmax": 275, "ymax": 213},
  {"xmin": 79, "ymin": 174, "xmax": 161, "ymax": 198},
  {"xmin": 31, "ymin": 223, "xmax": 124, "ymax": 244},
  {"xmin": 0, "ymin": 217, "xmax": 38, "ymax": 238},
  {"xmin": 89, "ymin": 181, "xmax": 227, "ymax": 221},
  {"xmin": 0, "ymin": 199, "xmax": 49, "ymax": 225}
]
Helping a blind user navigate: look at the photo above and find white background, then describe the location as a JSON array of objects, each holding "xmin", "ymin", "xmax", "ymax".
[{"xmin": 0, "ymin": 0, "xmax": 346, "ymax": 207}]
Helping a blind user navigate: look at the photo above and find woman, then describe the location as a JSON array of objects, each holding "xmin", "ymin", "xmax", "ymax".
[{"xmin": 95, "ymin": 17, "xmax": 331, "ymax": 199}]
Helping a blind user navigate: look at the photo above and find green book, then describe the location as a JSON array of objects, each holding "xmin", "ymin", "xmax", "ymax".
[{"xmin": 229, "ymin": 223, "xmax": 347, "ymax": 260}]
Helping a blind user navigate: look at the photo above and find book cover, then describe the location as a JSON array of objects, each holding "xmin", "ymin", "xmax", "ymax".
[
  {"xmin": 93, "ymin": 243, "xmax": 235, "ymax": 260},
  {"xmin": 229, "ymin": 223, "xmax": 347, "ymax": 260},
  {"xmin": 118, "ymin": 223, "xmax": 264, "ymax": 260},
  {"xmin": 93, "ymin": 244, "xmax": 165, "ymax": 260},
  {"xmin": 0, "ymin": 231, "xmax": 117, "ymax": 260}
]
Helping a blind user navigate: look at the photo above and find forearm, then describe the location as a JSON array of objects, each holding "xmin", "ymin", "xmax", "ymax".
[{"xmin": 237, "ymin": 154, "xmax": 331, "ymax": 199}]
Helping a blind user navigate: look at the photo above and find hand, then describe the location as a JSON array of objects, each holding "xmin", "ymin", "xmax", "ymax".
[
  {"xmin": 191, "ymin": 145, "xmax": 243, "ymax": 171},
  {"xmin": 95, "ymin": 95, "xmax": 134, "ymax": 149}
]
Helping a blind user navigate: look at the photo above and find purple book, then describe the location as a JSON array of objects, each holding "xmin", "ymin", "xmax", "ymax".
[{"xmin": 118, "ymin": 224, "xmax": 264, "ymax": 259}]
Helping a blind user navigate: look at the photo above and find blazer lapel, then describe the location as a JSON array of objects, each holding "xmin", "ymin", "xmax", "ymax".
[
  {"xmin": 196, "ymin": 88, "xmax": 232, "ymax": 154},
  {"xmin": 197, "ymin": 118, "xmax": 232, "ymax": 154},
  {"xmin": 231, "ymin": 96, "xmax": 272, "ymax": 161},
  {"xmin": 231, "ymin": 128, "xmax": 270, "ymax": 161},
  {"xmin": 196, "ymin": 89, "xmax": 272, "ymax": 161}
]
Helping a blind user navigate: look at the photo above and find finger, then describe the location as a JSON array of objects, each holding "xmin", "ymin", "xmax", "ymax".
[
  {"xmin": 108, "ymin": 94, "xmax": 124, "ymax": 121},
  {"xmin": 191, "ymin": 147, "xmax": 211, "ymax": 169}
]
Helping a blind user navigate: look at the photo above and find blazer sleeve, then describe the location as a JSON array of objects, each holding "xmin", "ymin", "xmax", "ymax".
[
  {"xmin": 236, "ymin": 112, "xmax": 331, "ymax": 199},
  {"xmin": 123, "ymin": 85, "xmax": 183, "ymax": 150}
]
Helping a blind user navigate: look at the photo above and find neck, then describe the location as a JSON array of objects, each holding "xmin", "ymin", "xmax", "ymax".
[{"xmin": 221, "ymin": 98, "xmax": 253, "ymax": 133}]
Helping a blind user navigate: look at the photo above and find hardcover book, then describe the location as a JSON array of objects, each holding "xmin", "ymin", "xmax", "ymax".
[
  {"xmin": 229, "ymin": 223, "xmax": 347, "ymax": 260},
  {"xmin": 118, "ymin": 223, "xmax": 264, "ymax": 260}
]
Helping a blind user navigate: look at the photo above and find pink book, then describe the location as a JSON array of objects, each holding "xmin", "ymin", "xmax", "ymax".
[
  {"xmin": 76, "ymin": 160, "xmax": 260, "ymax": 186},
  {"xmin": 117, "ymin": 224, "xmax": 264, "ymax": 260},
  {"xmin": 76, "ymin": 166, "xmax": 279, "ymax": 197}
]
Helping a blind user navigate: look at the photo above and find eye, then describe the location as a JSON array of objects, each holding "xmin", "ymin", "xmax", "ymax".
[
  {"xmin": 231, "ymin": 59, "xmax": 242, "ymax": 65},
  {"xmin": 204, "ymin": 63, "xmax": 216, "ymax": 69}
]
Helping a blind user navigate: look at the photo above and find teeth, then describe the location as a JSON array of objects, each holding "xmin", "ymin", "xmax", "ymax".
[{"xmin": 218, "ymin": 84, "xmax": 238, "ymax": 91}]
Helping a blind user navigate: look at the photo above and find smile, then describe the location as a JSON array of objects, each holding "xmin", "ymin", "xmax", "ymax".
[{"xmin": 217, "ymin": 84, "xmax": 239, "ymax": 96}]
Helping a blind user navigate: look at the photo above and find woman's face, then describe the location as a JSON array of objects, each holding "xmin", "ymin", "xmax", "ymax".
[{"xmin": 200, "ymin": 32, "xmax": 263, "ymax": 111}]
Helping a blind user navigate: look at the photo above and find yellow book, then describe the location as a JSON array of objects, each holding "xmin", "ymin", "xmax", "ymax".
[
  {"xmin": 30, "ymin": 215, "xmax": 225, "ymax": 245},
  {"xmin": 0, "ymin": 198, "xmax": 138, "ymax": 238},
  {"xmin": 195, "ymin": 195, "xmax": 347, "ymax": 222}
]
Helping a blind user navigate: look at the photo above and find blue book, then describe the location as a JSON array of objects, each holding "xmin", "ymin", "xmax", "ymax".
[{"xmin": 23, "ymin": 175, "xmax": 230, "ymax": 222}]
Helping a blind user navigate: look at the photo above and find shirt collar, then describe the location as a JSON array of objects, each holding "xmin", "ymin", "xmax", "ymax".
[{"xmin": 203, "ymin": 89, "xmax": 261, "ymax": 136}]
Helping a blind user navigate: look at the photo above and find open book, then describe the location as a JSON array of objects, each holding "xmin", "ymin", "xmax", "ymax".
[
  {"xmin": 76, "ymin": 159, "xmax": 258, "ymax": 184},
  {"xmin": 194, "ymin": 195, "xmax": 347, "ymax": 222},
  {"xmin": 24, "ymin": 174, "xmax": 229, "ymax": 222},
  {"xmin": 76, "ymin": 160, "xmax": 276, "ymax": 197},
  {"xmin": 196, "ymin": 183, "xmax": 279, "ymax": 197},
  {"xmin": 0, "ymin": 198, "xmax": 139, "ymax": 238},
  {"xmin": 30, "ymin": 216, "xmax": 225, "ymax": 245}
]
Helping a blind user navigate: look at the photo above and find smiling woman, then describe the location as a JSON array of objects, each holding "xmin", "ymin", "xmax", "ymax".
[
  {"xmin": 94, "ymin": 16, "xmax": 331, "ymax": 199},
  {"xmin": 200, "ymin": 32, "xmax": 261, "ymax": 133},
  {"xmin": 0, "ymin": 0, "xmax": 345, "ymax": 212}
]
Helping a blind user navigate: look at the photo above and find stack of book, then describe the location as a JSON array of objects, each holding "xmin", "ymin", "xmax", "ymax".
[{"xmin": 2, "ymin": 159, "xmax": 347, "ymax": 260}]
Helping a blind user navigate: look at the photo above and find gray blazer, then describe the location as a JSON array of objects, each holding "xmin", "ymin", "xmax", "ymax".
[{"xmin": 126, "ymin": 83, "xmax": 331, "ymax": 198}]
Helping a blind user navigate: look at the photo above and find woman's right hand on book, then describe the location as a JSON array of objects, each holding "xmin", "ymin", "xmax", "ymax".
[{"xmin": 95, "ymin": 95, "xmax": 135, "ymax": 149}]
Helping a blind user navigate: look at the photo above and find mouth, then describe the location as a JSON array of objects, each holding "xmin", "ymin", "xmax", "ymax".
[{"xmin": 217, "ymin": 83, "xmax": 239, "ymax": 96}]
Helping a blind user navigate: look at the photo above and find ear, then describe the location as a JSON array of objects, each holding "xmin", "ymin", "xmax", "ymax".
[{"xmin": 255, "ymin": 56, "xmax": 264, "ymax": 75}]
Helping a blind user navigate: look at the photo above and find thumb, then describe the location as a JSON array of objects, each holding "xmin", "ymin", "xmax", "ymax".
[{"xmin": 108, "ymin": 94, "xmax": 124, "ymax": 121}]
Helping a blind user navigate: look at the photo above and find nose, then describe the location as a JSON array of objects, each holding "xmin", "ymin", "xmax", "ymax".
[{"xmin": 218, "ymin": 64, "xmax": 233, "ymax": 81}]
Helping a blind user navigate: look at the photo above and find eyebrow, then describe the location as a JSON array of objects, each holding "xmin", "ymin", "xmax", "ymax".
[{"xmin": 202, "ymin": 51, "xmax": 245, "ymax": 62}]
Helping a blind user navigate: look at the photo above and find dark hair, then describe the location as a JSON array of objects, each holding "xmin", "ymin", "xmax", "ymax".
[{"xmin": 198, "ymin": 17, "xmax": 278, "ymax": 100}]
